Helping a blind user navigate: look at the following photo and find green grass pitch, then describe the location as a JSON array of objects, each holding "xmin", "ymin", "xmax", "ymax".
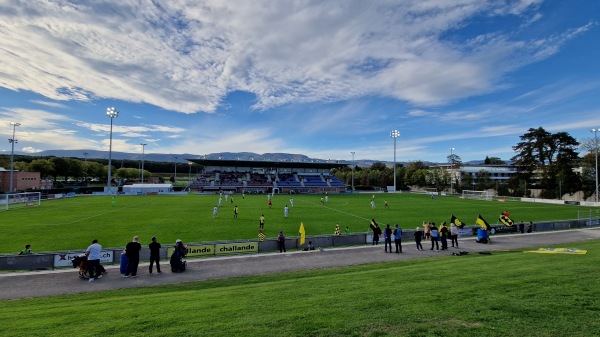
[{"xmin": 1, "ymin": 192, "xmax": 598, "ymax": 254}]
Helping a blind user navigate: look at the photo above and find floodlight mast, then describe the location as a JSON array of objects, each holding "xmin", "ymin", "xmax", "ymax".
[
  {"xmin": 140, "ymin": 143, "xmax": 147, "ymax": 182},
  {"xmin": 449, "ymin": 147, "xmax": 455, "ymax": 194},
  {"xmin": 106, "ymin": 107, "xmax": 119, "ymax": 194},
  {"xmin": 390, "ymin": 130, "xmax": 400, "ymax": 193},
  {"xmin": 351, "ymin": 151, "xmax": 355, "ymax": 192},
  {"xmin": 592, "ymin": 129, "xmax": 599, "ymax": 203},
  {"xmin": 9, "ymin": 122, "xmax": 21, "ymax": 193}
]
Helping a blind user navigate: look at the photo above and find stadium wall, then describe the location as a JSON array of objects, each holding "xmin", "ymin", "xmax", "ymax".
[{"xmin": 2, "ymin": 219, "xmax": 599, "ymax": 271}]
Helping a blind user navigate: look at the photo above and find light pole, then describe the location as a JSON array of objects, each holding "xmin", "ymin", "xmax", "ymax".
[
  {"xmin": 8, "ymin": 122, "xmax": 21, "ymax": 193},
  {"xmin": 140, "ymin": 143, "xmax": 147, "ymax": 183},
  {"xmin": 390, "ymin": 130, "xmax": 400, "ymax": 193},
  {"xmin": 351, "ymin": 151, "xmax": 355, "ymax": 192},
  {"xmin": 106, "ymin": 107, "xmax": 119, "ymax": 194},
  {"xmin": 174, "ymin": 156, "xmax": 178, "ymax": 184},
  {"xmin": 83, "ymin": 152, "xmax": 89, "ymax": 184},
  {"xmin": 591, "ymin": 129, "xmax": 599, "ymax": 203},
  {"xmin": 188, "ymin": 162, "xmax": 192, "ymax": 190},
  {"xmin": 449, "ymin": 147, "xmax": 455, "ymax": 194}
]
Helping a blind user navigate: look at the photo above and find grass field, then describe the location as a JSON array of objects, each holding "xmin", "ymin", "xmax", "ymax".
[
  {"xmin": 1, "ymin": 192, "xmax": 598, "ymax": 254},
  {"xmin": 1, "ymin": 239, "xmax": 599, "ymax": 337}
]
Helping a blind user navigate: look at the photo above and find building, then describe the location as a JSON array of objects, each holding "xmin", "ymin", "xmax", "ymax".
[{"xmin": 0, "ymin": 168, "xmax": 43, "ymax": 193}]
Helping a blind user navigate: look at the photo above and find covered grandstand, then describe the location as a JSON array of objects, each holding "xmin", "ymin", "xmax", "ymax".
[{"xmin": 187, "ymin": 159, "xmax": 348, "ymax": 194}]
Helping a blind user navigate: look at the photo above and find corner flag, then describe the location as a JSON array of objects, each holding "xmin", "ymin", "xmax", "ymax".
[
  {"xmin": 476, "ymin": 214, "xmax": 491, "ymax": 230},
  {"xmin": 299, "ymin": 223, "xmax": 306, "ymax": 245}
]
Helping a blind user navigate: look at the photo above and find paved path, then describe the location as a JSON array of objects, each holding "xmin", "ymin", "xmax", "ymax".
[{"xmin": 1, "ymin": 228, "xmax": 599, "ymax": 300}]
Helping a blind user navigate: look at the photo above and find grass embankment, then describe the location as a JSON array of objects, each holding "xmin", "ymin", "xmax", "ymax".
[{"xmin": 1, "ymin": 239, "xmax": 598, "ymax": 336}]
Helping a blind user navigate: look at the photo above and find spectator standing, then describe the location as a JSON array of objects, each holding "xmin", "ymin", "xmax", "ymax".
[
  {"xmin": 450, "ymin": 223, "xmax": 459, "ymax": 248},
  {"xmin": 148, "ymin": 236, "xmax": 162, "ymax": 274},
  {"xmin": 519, "ymin": 221, "xmax": 525, "ymax": 234},
  {"xmin": 277, "ymin": 231, "xmax": 286, "ymax": 253},
  {"xmin": 394, "ymin": 224, "xmax": 403, "ymax": 253},
  {"xmin": 414, "ymin": 227, "xmax": 424, "ymax": 250},
  {"xmin": 527, "ymin": 221, "xmax": 534, "ymax": 233},
  {"xmin": 345, "ymin": 226, "xmax": 350, "ymax": 234},
  {"xmin": 440, "ymin": 222, "xmax": 449, "ymax": 250},
  {"xmin": 429, "ymin": 223, "xmax": 440, "ymax": 251},
  {"xmin": 370, "ymin": 219, "xmax": 382, "ymax": 245},
  {"xmin": 384, "ymin": 224, "xmax": 393, "ymax": 253},
  {"xmin": 18, "ymin": 244, "xmax": 32, "ymax": 255},
  {"xmin": 424, "ymin": 222, "xmax": 431, "ymax": 241},
  {"xmin": 85, "ymin": 239, "xmax": 102, "ymax": 282},
  {"xmin": 124, "ymin": 236, "xmax": 142, "ymax": 278}
]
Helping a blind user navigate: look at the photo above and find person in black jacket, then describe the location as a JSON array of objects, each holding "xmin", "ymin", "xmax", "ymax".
[
  {"xmin": 170, "ymin": 239, "xmax": 187, "ymax": 272},
  {"xmin": 124, "ymin": 236, "xmax": 142, "ymax": 278},
  {"xmin": 148, "ymin": 236, "xmax": 161, "ymax": 274},
  {"xmin": 384, "ymin": 224, "xmax": 393, "ymax": 253}
]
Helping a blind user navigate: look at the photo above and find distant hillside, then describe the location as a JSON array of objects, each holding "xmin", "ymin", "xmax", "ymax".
[{"xmin": 3, "ymin": 149, "xmax": 494, "ymax": 167}]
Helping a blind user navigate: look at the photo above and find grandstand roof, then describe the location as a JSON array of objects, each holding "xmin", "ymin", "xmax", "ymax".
[{"xmin": 188, "ymin": 158, "xmax": 347, "ymax": 170}]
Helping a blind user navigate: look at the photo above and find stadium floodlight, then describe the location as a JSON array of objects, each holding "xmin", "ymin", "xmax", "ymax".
[
  {"xmin": 106, "ymin": 107, "xmax": 119, "ymax": 194},
  {"xmin": 9, "ymin": 122, "xmax": 21, "ymax": 193},
  {"xmin": 449, "ymin": 147, "xmax": 455, "ymax": 194},
  {"xmin": 140, "ymin": 143, "xmax": 147, "ymax": 183},
  {"xmin": 351, "ymin": 151, "xmax": 355, "ymax": 192},
  {"xmin": 390, "ymin": 130, "xmax": 400, "ymax": 193},
  {"xmin": 592, "ymin": 129, "xmax": 599, "ymax": 203},
  {"xmin": 174, "ymin": 156, "xmax": 178, "ymax": 184},
  {"xmin": 188, "ymin": 162, "xmax": 193, "ymax": 190}
]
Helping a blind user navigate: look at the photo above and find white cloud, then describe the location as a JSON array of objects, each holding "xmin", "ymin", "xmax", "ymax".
[{"xmin": 0, "ymin": 0, "xmax": 583, "ymax": 115}]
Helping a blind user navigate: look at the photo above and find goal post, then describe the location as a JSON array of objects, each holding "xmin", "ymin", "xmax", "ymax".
[
  {"xmin": 1, "ymin": 192, "xmax": 42, "ymax": 211},
  {"xmin": 461, "ymin": 190, "xmax": 491, "ymax": 201}
]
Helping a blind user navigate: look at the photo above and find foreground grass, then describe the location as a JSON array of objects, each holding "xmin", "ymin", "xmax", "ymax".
[
  {"xmin": 1, "ymin": 193, "xmax": 598, "ymax": 253},
  {"xmin": 1, "ymin": 240, "xmax": 599, "ymax": 337}
]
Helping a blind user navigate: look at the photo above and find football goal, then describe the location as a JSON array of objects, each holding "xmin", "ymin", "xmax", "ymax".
[
  {"xmin": 424, "ymin": 187, "xmax": 438, "ymax": 195},
  {"xmin": 0, "ymin": 192, "xmax": 42, "ymax": 211},
  {"xmin": 461, "ymin": 190, "xmax": 491, "ymax": 201}
]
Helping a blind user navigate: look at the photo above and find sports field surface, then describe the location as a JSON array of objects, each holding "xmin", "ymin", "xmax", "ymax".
[{"xmin": 2, "ymin": 192, "xmax": 598, "ymax": 254}]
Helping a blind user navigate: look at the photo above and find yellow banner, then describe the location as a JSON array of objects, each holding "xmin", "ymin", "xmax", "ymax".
[
  {"xmin": 167, "ymin": 244, "xmax": 215, "ymax": 258},
  {"xmin": 216, "ymin": 242, "xmax": 259, "ymax": 255},
  {"xmin": 524, "ymin": 248, "xmax": 587, "ymax": 255}
]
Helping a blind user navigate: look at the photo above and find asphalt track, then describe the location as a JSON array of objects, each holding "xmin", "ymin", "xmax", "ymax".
[{"xmin": 1, "ymin": 228, "xmax": 599, "ymax": 300}]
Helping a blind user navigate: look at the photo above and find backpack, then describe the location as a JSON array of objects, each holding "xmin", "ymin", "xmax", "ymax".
[{"xmin": 431, "ymin": 229, "xmax": 439, "ymax": 238}]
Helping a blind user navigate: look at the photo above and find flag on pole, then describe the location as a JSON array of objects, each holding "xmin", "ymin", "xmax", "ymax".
[
  {"xmin": 450, "ymin": 214, "xmax": 465, "ymax": 228},
  {"xmin": 499, "ymin": 215, "xmax": 514, "ymax": 227},
  {"xmin": 299, "ymin": 223, "xmax": 306, "ymax": 245},
  {"xmin": 476, "ymin": 214, "xmax": 491, "ymax": 230}
]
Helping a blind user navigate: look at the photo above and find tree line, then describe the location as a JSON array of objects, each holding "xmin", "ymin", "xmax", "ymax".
[
  {"xmin": 0, "ymin": 155, "xmax": 202, "ymax": 184},
  {"xmin": 332, "ymin": 127, "xmax": 597, "ymax": 199}
]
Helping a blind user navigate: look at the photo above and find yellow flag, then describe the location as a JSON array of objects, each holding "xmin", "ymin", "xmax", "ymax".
[{"xmin": 299, "ymin": 223, "xmax": 306, "ymax": 245}]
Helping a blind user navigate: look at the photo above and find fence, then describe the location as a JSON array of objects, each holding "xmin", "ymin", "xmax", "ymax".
[{"xmin": 2, "ymin": 218, "xmax": 599, "ymax": 271}]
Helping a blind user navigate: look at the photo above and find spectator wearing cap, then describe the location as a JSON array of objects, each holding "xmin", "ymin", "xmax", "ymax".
[{"xmin": 393, "ymin": 224, "xmax": 403, "ymax": 253}]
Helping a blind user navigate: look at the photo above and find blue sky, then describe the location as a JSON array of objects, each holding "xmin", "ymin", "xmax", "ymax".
[{"xmin": 0, "ymin": 0, "xmax": 599, "ymax": 163}]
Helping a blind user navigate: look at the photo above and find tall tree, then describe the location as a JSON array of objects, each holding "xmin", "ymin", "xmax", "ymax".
[{"xmin": 511, "ymin": 127, "xmax": 580, "ymax": 198}]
